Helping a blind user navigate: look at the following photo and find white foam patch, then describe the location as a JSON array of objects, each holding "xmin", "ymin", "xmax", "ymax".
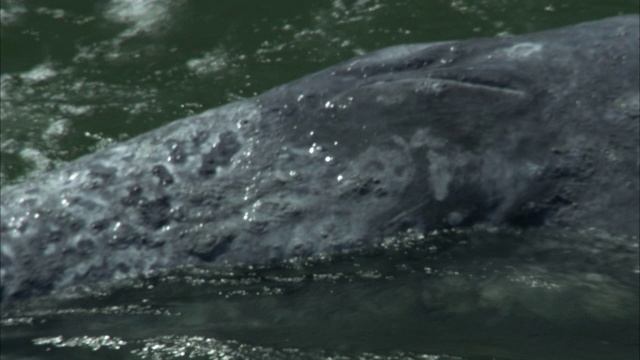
[
  {"xmin": 34, "ymin": 7, "xmax": 66, "ymax": 19},
  {"xmin": 19, "ymin": 63, "xmax": 58, "ymax": 84},
  {"xmin": 186, "ymin": 48, "xmax": 231, "ymax": 76},
  {"xmin": 104, "ymin": 0, "xmax": 175, "ymax": 37},
  {"xmin": 59, "ymin": 104, "xmax": 93, "ymax": 116},
  {"xmin": 19, "ymin": 148, "xmax": 52, "ymax": 172},
  {"xmin": 42, "ymin": 119, "xmax": 71, "ymax": 144},
  {"xmin": 0, "ymin": 0, "xmax": 27, "ymax": 27},
  {"xmin": 74, "ymin": 0, "xmax": 182, "ymax": 67},
  {"xmin": 0, "ymin": 74, "xmax": 14, "ymax": 121}
]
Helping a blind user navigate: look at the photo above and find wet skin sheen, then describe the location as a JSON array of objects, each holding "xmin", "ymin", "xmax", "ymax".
[{"xmin": 1, "ymin": 15, "xmax": 638, "ymax": 304}]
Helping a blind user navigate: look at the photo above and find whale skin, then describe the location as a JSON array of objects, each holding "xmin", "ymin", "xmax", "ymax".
[{"xmin": 1, "ymin": 15, "xmax": 638, "ymax": 304}]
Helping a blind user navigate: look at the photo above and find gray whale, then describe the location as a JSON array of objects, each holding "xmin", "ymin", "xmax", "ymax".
[{"xmin": 1, "ymin": 15, "xmax": 638, "ymax": 304}]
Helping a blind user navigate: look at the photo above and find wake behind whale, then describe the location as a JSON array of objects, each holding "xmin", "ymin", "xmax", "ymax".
[{"xmin": 1, "ymin": 15, "xmax": 638, "ymax": 304}]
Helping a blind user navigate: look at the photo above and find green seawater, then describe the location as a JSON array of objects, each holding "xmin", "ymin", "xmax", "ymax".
[{"xmin": 1, "ymin": 1, "xmax": 639, "ymax": 359}]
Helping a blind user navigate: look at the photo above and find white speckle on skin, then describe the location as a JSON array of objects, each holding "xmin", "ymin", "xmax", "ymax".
[
  {"xmin": 502, "ymin": 42, "xmax": 543, "ymax": 59},
  {"xmin": 1, "ymin": 243, "xmax": 15, "ymax": 259},
  {"xmin": 427, "ymin": 150, "xmax": 452, "ymax": 201},
  {"xmin": 44, "ymin": 244, "xmax": 57, "ymax": 256},
  {"xmin": 376, "ymin": 93, "xmax": 406, "ymax": 106}
]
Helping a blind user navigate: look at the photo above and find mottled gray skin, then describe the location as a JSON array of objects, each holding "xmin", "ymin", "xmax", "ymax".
[{"xmin": 1, "ymin": 16, "xmax": 638, "ymax": 304}]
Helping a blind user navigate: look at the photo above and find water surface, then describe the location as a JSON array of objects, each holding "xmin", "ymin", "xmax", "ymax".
[{"xmin": 1, "ymin": 1, "xmax": 639, "ymax": 359}]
